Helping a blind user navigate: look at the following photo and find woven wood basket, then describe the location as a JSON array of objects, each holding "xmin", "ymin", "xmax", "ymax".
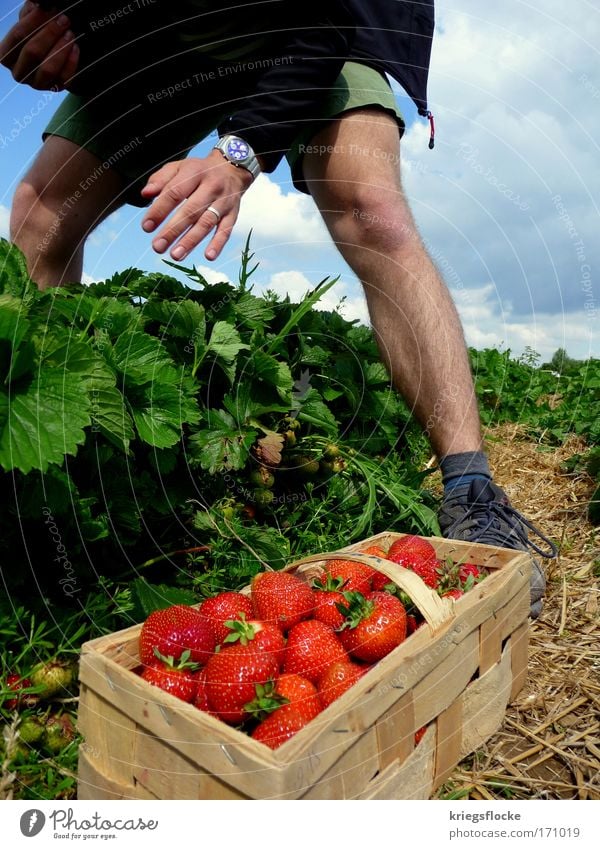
[{"xmin": 76, "ymin": 532, "xmax": 531, "ymax": 800}]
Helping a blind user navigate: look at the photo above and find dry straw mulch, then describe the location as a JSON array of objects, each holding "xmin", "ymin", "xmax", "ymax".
[{"xmin": 433, "ymin": 423, "xmax": 600, "ymax": 800}]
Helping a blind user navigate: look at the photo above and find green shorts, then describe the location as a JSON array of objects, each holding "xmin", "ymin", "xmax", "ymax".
[{"xmin": 43, "ymin": 60, "xmax": 404, "ymax": 206}]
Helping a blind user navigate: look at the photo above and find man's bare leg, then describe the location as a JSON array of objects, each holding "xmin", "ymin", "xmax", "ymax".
[
  {"xmin": 10, "ymin": 136, "xmax": 126, "ymax": 289},
  {"xmin": 302, "ymin": 108, "xmax": 482, "ymax": 460}
]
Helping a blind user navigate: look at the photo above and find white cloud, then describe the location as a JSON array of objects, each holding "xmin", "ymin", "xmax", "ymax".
[
  {"xmin": 452, "ymin": 282, "xmax": 596, "ymax": 360},
  {"xmin": 236, "ymin": 174, "xmax": 328, "ymax": 245},
  {"xmin": 0, "ymin": 204, "xmax": 9, "ymax": 239},
  {"xmin": 256, "ymin": 269, "xmax": 370, "ymax": 325},
  {"xmin": 398, "ymin": 0, "xmax": 600, "ymax": 339}
]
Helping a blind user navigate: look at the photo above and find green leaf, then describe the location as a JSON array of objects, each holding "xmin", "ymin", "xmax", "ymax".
[
  {"xmin": 207, "ymin": 321, "xmax": 249, "ymax": 362},
  {"xmin": 0, "ymin": 293, "xmax": 31, "ymax": 348},
  {"xmin": 129, "ymin": 380, "xmax": 200, "ymax": 449},
  {"xmin": 236, "ymin": 526, "xmax": 290, "ymax": 570},
  {"xmin": 189, "ymin": 409, "xmax": 257, "ymax": 473},
  {"xmin": 265, "ymin": 276, "xmax": 339, "ymax": 355},
  {"xmin": 143, "ymin": 298, "xmax": 206, "ymax": 341},
  {"xmin": 130, "ymin": 578, "xmax": 198, "ymax": 621},
  {"xmin": 295, "ymin": 389, "xmax": 338, "ymax": 435},
  {"xmin": 0, "ymin": 239, "xmax": 33, "ymax": 297},
  {"xmin": 234, "ymin": 292, "xmax": 275, "ymax": 328},
  {"xmin": 0, "ymin": 367, "xmax": 91, "ymax": 473},
  {"xmin": 87, "ymin": 359, "xmax": 135, "ymax": 450},
  {"xmin": 110, "ymin": 331, "xmax": 176, "ymax": 386},
  {"xmin": 364, "ymin": 361, "xmax": 390, "ymax": 385},
  {"xmin": 249, "ymin": 350, "xmax": 293, "ymax": 401}
]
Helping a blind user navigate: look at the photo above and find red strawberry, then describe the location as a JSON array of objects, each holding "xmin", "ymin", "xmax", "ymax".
[
  {"xmin": 251, "ymin": 571, "xmax": 314, "ymax": 633},
  {"xmin": 415, "ymin": 726, "xmax": 427, "ymax": 745},
  {"xmin": 366, "ymin": 543, "xmax": 398, "ymax": 592},
  {"xmin": 316, "ymin": 560, "xmax": 373, "ymax": 595},
  {"xmin": 338, "ymin": 591, "xmax": 407, "ymax": 663},
  {"xmin": 318, "ymin": 660, "xmax": 367, "ymax": 709},
  {"xmin": 406, "ymin": 613, "xmax": 419, "ymax": 635},
  {"xmin": 245, "ymin": 673, "xmax": 321, "ymax": 724},
  {"xmin": 139, "ymin": 604, "xmax": 215, "ymax": 667},
  {"xmin": 387, "ymin": 535, "xmax": 440, "ymax": 589},
  {"xmin": 141, "ymin": 653, "xmax": 199, "ymax": 703},
  {"xmin": 251, "ymin": 705, "xmax": 310, "ymax": 749},
  {"xmin": 458, "ymin": 563, "xmax": 485, "ymax": 585},
  {"xmin": 204, "ymin": 644, "xmax": 278, "ymax": 724},
  {"xmin": 222, "ymin": 614, "xmax": 286, "ymax": 668},
  {"xmin": 3, "ymin": 674, "xmax": 38, "ymax": 711},
  {"xmin": 312, "ymin": 574, "xmax": 347, "ymax": 630},
  {"xmin": 442, "ymin": 588, "xmax": 464, "ymax": 600},
  {"xmin": 193, "ymin": 669, "xmax": 218, "ymax": 716},
  {"xmin": 200, "ymin": 592, "xmax": 254, "ymax": 645},
  {"xmin": 275, "ymin": 673, "xmax": 322, "ymax": 722},
  {"xmin": 284, "ymin": 620, "xmax": 347, "ymax": 684}
]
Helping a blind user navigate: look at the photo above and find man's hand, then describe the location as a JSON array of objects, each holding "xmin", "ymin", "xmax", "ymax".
[
  {"xmin": 141, "ymin": 150, "xmax": 255, "ymax": 262},
  {"xmin": 0, "ymin": 1, "xmax": 79, "ymax": 91}
]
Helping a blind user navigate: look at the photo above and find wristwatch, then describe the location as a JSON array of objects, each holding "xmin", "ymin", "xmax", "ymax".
[{"xmin": 214, "ymin": 135, "xmax": 261, "ymax": 180}]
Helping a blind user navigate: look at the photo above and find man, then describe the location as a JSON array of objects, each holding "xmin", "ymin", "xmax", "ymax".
[{"xmin": 1, "ymin": 1, "xmax": 556, "ymax": 614}]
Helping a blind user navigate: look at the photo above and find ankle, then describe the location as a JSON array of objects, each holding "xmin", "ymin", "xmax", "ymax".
[{"xmin": 439, "ymin": 450, "xmax": 492, "ymax": 495}]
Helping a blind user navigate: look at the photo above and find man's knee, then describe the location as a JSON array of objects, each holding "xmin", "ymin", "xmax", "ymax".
[
  {"xmin": 10, "ymin": 179, "xmax": 75, "ymax": 259},
  {"xmin": 323, "ymin": 185, "xmax": 418, "ymax": 252}
]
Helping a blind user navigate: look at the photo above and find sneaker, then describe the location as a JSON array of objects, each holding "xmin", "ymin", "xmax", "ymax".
[{"xmin": 438, "ymin": 478, "xmax": 558, "ymax": 618}]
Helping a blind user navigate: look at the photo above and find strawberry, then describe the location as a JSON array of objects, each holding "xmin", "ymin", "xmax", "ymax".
[
  {"xmin": 222, "ymin": 613, "xmax": 286, "ymax": 668},
  {"xmin": 200, "ymin": 592, "xmax": 253, "ymax": 645},
  {"xmin": 316, "ymin": 560, "xmax": 373, "ymax": 595},
  {"xmin": 415, "ymin": 726, "xmax": 427, "ymax": 745},
  {"xmin": 284, "ymin": 620, "xmax": 348, "ymax": 684},
  {"xmin": 387, "ymin": 535, "xmax": 440, "ymax": 589},
  {"xmin": 139, "ymin": 604, "xmax": 215, "ymax": 667},
  {"xmin": 312, "ymin": 574, "xmax": 347, "ymax": 630},
  {"xmin": 406, "ymin": 613, "xmax": 419, "ymax": 635},
  {"xmin": 442, "ymin": 588, "xmax": 464, "ymax": 600},
  {"xmin": 30, "ymin": 660, "xmax": 76, "ymax": 699},
  {"xmin": 458, "ymin": 563, "xmax": 483, "ymax": 583},
  {"xmin": 338, "ymin": 591, "xmax": 407, "ymax": 663},
  {"xmin": 318, "ymin": 660, "xmax": 367, "ymax": 709},
  {"xmin": 358, "ymin": 546, "xmax": 389, "ymax": 590},
  {"xmin": 43, "ymin": 714, "xmax": 76, "ymax": 755},
  {"xmin": 251, "ymin": 705, "xmax": 310, "ymax": 749},
  {"xmin": 204, "ymin": 644, "xmax": 279, "ymax": 724},
  {"xmin": 193, "ymin": 669, "xmax": 218, "ymax": 717},
  {"xmin": 3, "ymin": 674, "xmax": 38, "ymax": 711},
  {"xmin": 251, "ymin": 571, "xmax": 314, "ymax": 633},
  {"xmin": 141, "ymin": 651, "xmax": 199, "ymax": 703},
  {"xmin": 274, "ymin": 673, "xmax": 322, "ymax": 721}
]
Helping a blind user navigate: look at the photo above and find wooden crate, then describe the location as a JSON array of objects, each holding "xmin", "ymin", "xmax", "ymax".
[{"xmin": 76, "ymin": 533, "xmax": 531, "ymax": 800}]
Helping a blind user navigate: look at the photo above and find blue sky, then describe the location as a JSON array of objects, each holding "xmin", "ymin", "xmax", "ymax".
[{"xmin": 1, "ymin": 1, "xmax": 598, "ymax": 360}]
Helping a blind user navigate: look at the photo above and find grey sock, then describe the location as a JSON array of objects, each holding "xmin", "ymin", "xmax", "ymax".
[{"xmin": 439, "ymin": 450, "xmax": 491, "ymax": 485}]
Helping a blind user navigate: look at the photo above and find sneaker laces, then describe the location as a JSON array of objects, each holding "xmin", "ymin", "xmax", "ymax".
[{"xmin": 443, "ymin": 480, "xmax": 558, "ymax": 559}]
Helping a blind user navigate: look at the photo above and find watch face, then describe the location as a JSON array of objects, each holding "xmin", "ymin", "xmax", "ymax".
[{"xmin": 226, "ymin": 138, "xmax": 250, "ymax": 161}]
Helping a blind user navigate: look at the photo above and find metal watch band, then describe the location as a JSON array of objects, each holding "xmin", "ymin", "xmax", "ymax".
[{"xmin": 214, "ymin": 135, "xmax": 261, "ymax": 180}]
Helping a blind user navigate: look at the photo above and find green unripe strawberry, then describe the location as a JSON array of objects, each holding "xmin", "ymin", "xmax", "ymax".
[
  {"xmin": 43, "ymin": 714, "xmax": 76, "ymax": 755},
  {"xmin": 249, "ymin": 467, "xmax": 275, "ymax": 489},
  {"xmin": 30, "ymin": 660, "xmax": 76, "ymax": 699},
  {"xmin": 253, "ymin": 488, "xmax": 274, "ymax": 507},
  {"xmin": 18, "ymin": 715, "xmax": 46, "ymax": 745},
  {"xmin": 284, "ymin": 430, "xmax": 297, "ymax": 448},
  {"xmin": 295, "ymin": 456, "xmax": 320, "ymax": 478},
  {"xmin": 323, "ymin": 444, "xmax": 341, "ymax": 460}
]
